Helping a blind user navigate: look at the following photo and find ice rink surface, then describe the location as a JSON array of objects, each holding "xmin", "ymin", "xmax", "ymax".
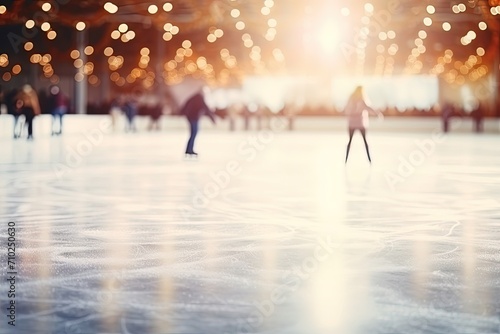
[{"xmin": 1, "ymin": 119, "xmax": 500, "ymax": 334}]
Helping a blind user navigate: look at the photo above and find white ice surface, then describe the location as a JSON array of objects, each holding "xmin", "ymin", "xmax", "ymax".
[{"xmin": 0, "ymin": 119, "xmax": 499, "ymax": 334}]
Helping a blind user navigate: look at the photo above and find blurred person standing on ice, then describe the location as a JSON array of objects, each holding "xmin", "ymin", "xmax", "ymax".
[
  {"xmin": 15, "ymin": 85, "xmax": 41, "ymax": 140},
  {"xmin": 344, "ymin": 86, "xmax": 383, "ymax": 163},
  {"xmin": 180, "ymin": 87, "xmax": 217, "ymax": 157},
  {"xmin": 49, "ymin": 85, "xmax": 69, "ymax": 135}
]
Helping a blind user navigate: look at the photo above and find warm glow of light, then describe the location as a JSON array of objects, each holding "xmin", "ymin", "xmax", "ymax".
[
  {"xmin": 364, "ymin": 3, "xmax": 374, "ymax": 13},
  {"xmin": 47, "ymin": 30, "xmax": 57, "ymax": 40},
  {"xmin": 231, "ymin": 8, "xmax": 240, "ymax": 18},
  {"xmin": 104, "ymin": 47, "xmax": 113, "ymax": 56},
  {"xmin": 104, "ymin": 2, "xmax": 118, "ymax": 14},
  {"xmin": 220, "ymin": 48, "xmax": 229, "ymax": 59},
  {"xmin": 387, "ymin": 30, "xmax": 396, "ymax": 39},
  {"xmin": 30, "ymin": 54, "xmax": 41, "ymax": 63},
  {"xmin": 75, "ymin": 73, "xmax": 84, "ymax": 82},
  {"xmin": 163, "ymin": 3, "xmax": 173, "ymax": 12},
  {"xmin": 24, "ymin": 42, "xmax": 33, "ymax": 51},
  {"xmin": 42, "ymin": 2, "xmax": 51, "ymax": 12},
  {"xmin": 12, "ymin": 65, "xmax": 21, "ymax": 75},
  {"xmin": 207, "ymin": 34, "xmax": 216, "ymax": 43},
  {"xmin": 236, "ymin": 21, "xmax": 245, "ymax": 30},
  {"xmin": 318, "ymin": 21, "xmax": 341, "ymax": 54},
  {"xmin": 477, "ymin": 47, "xmax": 485, "ymax": 56},
  {"xmin": 214, "ymin": 29, "xmax": 224, "ymax": 38},
  {"xmin": 196, "ymin": 57, "xmax": 207, "ymax": 69},
  {"xmin": 478, "ymin": 22, "xmax": 487, "ymax": 30},
  {"xmin": 171, "ymin": 26, "xmax": 179, "ymax": 34},
  {"xmin": 84, "ymin": 62, "xmax": 94, "ymax": 75},
  {"xmin": 273, "ymin": 48, "xmax": 285, "ymax": 62},
  {"xmin": 118, "ymin": 23, "xmax": 128, "ymax": 33},
  {"xmin": 41, "ymin": 22, "xmax": 51, "ymax": 31},
  {"xmin": 163, "ymin": 32, "xmax": 173, "ymax": 41},
  {"xmin": 423, "ymin": 17, "xmax": 432, "ymax": 26},
  {"xmin": 110, "ymin": 72, "xmax": 120, "ymax": 82},
  {"xmin": 388, "ymin": 44, "xmax": 398, "ymax": 55},
  {"xmin": 148, "ymin": 4, "xmax": 158, "ymax": 14},
  {"xmin": 268, "ymin": 18, "xmax": 277, "ymax": 27},
  {"xmin": 84, "ymin": 46, "xmax": 94, "ymax": 55},
  {"xmin": 70, "ymin": 50, "xmax": 80, "ymax": 59},
  {"xmin": 264, "ymin": 0, "xmax": 274, "ymax": 8},
  {"xmin": 111, "ymin": 30, "xmax": 120, "ymax": 39},
  {"xmin": 25, "ymin": 20, "xmax": 35, "ymax": 29},
  {"xmin": 182, "ymin": 40, "xmax": 192, "ymax": 49},
  {"xmin": 126, "ymin": 30, "xmax": 135, "ymax": 40},
  {"xmin": 74, "ymin": 59, "xmax": 83, "ymax": 68},
  {"xmin": 426, "ymin": 5, "xmax": 435, "ymax": 14},
  {"xmin": 89, "ymin": 75, "xmax": 99, "ymax": 85},
  {"xmin": 76, "ymin": 21, "xmax": 86, "ymax": 31},
  {"xmin": 140, "ymin": 47, "xmax": 150, "ymax": 56},
  {"xmin": 164, "ymin": 23, "xmax": 173, "ymax": 31},
  {"xmin": 3, "ymin": 73, "xmax": 11, "ymax": 81},
  {"xmin": 418, "ymin": 30, "xmax": 427, "ymax": 39},
  {"xmin": 261, "ymin": 7, "xmax": 271, "ymax": 15},
  {"xmin": 442, "ymin": 22, "xmax": 451, "ymax": 31},
  {"xmin": 0, "ymin": 5, "xmax": 6, "ymax": 14},
  {"xmin": 340, "ymin": 7, "xmax": 350, "ymax": 16},
  {"xmin": 265, "ymin": 28, "xmax": 276, "ymax": 41}
]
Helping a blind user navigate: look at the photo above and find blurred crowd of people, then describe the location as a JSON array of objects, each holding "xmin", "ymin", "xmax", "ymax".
[
  {"xmin": 0, "ymin": 84, "xmax": 69, "ymax": 139},
  {"xmin": 0, "ymin": 84, "xmax": 490, "ymax": 141}
]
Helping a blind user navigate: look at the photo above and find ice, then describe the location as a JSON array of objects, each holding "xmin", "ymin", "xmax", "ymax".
[{"xmin": 0, "ymin": 117, "xmax": 499, "ymax": 334}]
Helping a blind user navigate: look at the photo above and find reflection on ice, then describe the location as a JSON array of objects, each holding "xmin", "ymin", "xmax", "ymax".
[{"xmin": 0, "ymin": 130, "xmax": 499, "ymax": 334}]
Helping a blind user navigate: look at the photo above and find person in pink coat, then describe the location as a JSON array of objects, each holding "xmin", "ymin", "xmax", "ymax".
[{"xmin": 344, "ymin": 86, "xmax": 383, "ymax": 163}]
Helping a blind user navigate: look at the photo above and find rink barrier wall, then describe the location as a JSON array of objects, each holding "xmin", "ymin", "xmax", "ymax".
[{"xmin": 0, "ymin": 114, "xmax": 498, "ymax": 139}]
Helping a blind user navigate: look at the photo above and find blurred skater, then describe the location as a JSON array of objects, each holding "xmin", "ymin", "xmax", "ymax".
[
  {"xmin": 441, "ymin": 103, "xmax": 454, "ymax": 133},
  {"xmin": 123, "ymin": 96, "xmax": 138, "ymax": 132},
  {"xmin": 49, "ymin": 85, "xmax": 69, "ymax": 135},
  {"xmin": 15, "ymin": 85, "xmax": 41, "ymax": 140},
  {"xmin": 12, "ymin": 99, "xmax": 24, "ymax": 139},
  {"xmin": 147, "ymin": 104, "xmax": 163, "ymax": 131},
  {"xmin": 109, "ymin": 96, "xmax": 123, "ymax": 131},
  {"xmin": 5, "ymin": 88, "xmax": 22, "ymax": 138},
  {"xmin": 344, "ymin": 86, "xmax": 383, "ymax": 163},
  {"xmin": 471, "ymin": 101, "xmax": 484, "ymax": 133},
  {"xmin": 180, "ymin": 88, "xmax": 216, "ymax": 157}
]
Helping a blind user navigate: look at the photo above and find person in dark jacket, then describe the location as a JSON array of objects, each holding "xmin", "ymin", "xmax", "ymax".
[
  {"xmin": 181, "ymin": 89, "xmax": 216, "ymax": 157},
  {"xmin": 49, "ymin": 85, "xmax": 69, "ymax": 135},
  {"xmin": 123, "ymin": 96, "xmax": 138, "ymax": 132}
]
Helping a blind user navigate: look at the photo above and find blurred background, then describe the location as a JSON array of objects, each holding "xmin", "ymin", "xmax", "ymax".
[{"xmin": 0, "ymin": 0, "xmax": 498, "ymax": 123}]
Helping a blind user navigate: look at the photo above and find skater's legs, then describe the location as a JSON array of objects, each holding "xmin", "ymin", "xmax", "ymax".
[
  {"xmin": 186, "ymin": 120, "xmax": 199, "ymax": 154},
  {"xmin": 25, "ymin": 115, "xmax": 34, "ymax": 139},
  {"xmin": 13, "ymin": 115, "xmax": 20, "ymax": 138},
  {"xmin": 345, "ymin": 128, "xmax": 355, "ymax": 163},
  {"xmin": 360, "ymin": 128, "xmax": 371, "ymax": 162}
]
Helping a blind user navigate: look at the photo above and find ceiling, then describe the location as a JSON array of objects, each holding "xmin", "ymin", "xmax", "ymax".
[{"xmin": 0, "ymin": 0, "xmax": 498, "ymax": 89}]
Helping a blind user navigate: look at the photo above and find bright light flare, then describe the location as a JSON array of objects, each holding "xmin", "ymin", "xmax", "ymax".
[
  {"xmin": 104, "ymin": 2, "xmax": 118, "ymax": 14},
  {"xmin": 317, "ymin": 21, "xmax": 342, "ymax": 54}
]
